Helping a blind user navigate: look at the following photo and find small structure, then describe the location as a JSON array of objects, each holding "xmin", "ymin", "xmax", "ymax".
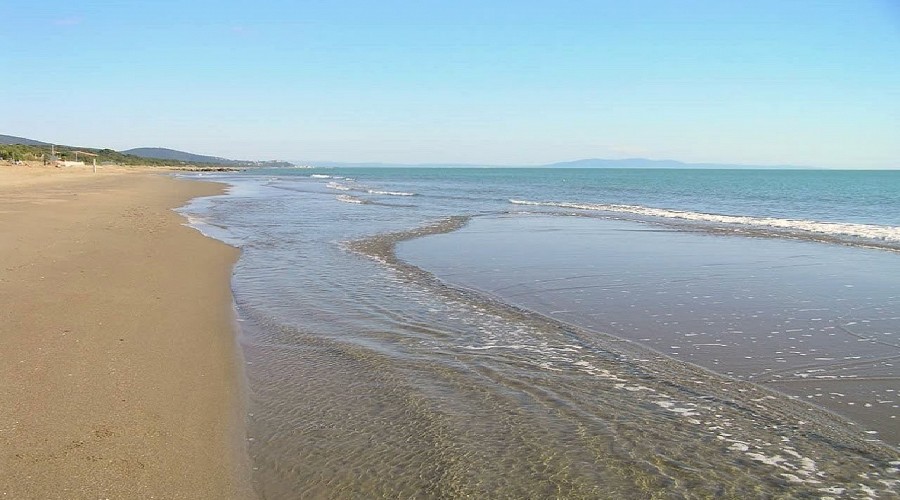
[
  {"xmin": 57, "ymin": 160, "xmax": 86, "ymax": 167},
  {"xmin": 54, "ymin": 150, "xmax": 96, "ymax": 168},
  {"xmin": 72, "ymin": 150, "xmax": 98, "ymax": 162}
]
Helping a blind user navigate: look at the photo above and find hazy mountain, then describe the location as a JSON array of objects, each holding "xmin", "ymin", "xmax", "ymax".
[
  {"xmin": 544, "ymin": 158, "xmax": 689, "ymax": 169},
  {"xmin": 0, "ymin": 134, "xmax": 50, "ymax": 146}
]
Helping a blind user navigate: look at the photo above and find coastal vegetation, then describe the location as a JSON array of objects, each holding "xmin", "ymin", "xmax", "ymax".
[
  {"xmin": 0, "ymin": 138, "xmax": 293, "ymax": 169},
  {"xmin": 0, "ymin": 144, "xmax": 174, "ymax": 166}
]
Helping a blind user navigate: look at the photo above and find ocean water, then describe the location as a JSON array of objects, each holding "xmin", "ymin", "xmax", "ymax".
[{"xmin": 179, "ymin": 168, "xmax": 900, "ymax": 498}]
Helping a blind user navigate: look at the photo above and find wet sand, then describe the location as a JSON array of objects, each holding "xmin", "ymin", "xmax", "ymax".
[{"xmin": 0, "ymin": 164, "xmax": 251, "ymax": 499}]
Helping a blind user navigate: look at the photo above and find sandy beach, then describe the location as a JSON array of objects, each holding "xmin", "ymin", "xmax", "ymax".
[{"xmin": 0, "ymin": 164, "xmax": 251, "ymax": 498}]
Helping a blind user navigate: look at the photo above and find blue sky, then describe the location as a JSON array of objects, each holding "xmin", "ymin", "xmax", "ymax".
[{"xmin": 2, "ymin": 0, "xmax": 898, "ymax": 167}]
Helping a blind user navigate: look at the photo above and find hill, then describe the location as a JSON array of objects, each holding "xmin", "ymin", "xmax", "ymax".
[
  {"xmin": 123, "ymin": 147, "xmax": 293, "ymax": 168},
  {"xmin": 0, "ymin": 142, "xmax": 186, "ymax": 167},
  {"xmin": 1, "ymin": 134, "xmax": 292, "ymax": 168},
  {"xmin": 122, "ymin": 147, "xmax": 235, "ymax": 165},
  {"xmin": 0, "ymin": 134, "xmax": 50, "ymax": 146},
  {"xmin": 1, "ymin": 135, "xmax": 236, "ymax": 167}
]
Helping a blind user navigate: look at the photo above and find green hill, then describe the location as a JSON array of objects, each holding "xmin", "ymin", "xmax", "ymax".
[
  {"xmin": 1, "ymin": 134, "xmax": 292, "ymax": 168},
  {"xmin": 122, "ymin": 147, "xmax": 238, "ymax": 165},
  {"xmin": 123, "ymin": 147, "xmax": 293, "ymax": 168},
  {"xmin": 0, "ymin": 142, "xmax": 178, "ymax": 166},
  {"xmin": 0, "ymin": 134, "xmax": 50, "ymax": 146}
]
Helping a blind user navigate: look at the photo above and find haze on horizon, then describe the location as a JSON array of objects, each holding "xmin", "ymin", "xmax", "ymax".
[{"xmin": 2, "ymin": 0, "xmax": 898, "ymax": 169}]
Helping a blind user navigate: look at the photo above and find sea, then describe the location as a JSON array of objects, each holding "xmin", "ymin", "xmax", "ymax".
[{"xmin": 177, "ymin": 167, "xmax": 900, "ymax": 499}]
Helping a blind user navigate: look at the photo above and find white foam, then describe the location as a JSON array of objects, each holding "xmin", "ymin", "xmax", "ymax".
[
  {"xmin": 176, "ymin": 210, "xmax": 244, "ymax": 247},
  {"xmin": 457, "ymin": 344, "xmax": 529, "ymax": 350},
  {"xmin": 508, "ymin": 199, "xmax": 900, "ymax": 243},
  {"xmin": 327, "ymin": 181, "xmax": 352, "ymax": 191},
  {"xmin": 367, "ymin": 189, "xmax": 416, "ymax": 197},
  {"xmin": 310, "ymin": 174, "xmax": 332, "ymax": 178},
  {"xmin": 336, "ymin": 194, "xmax": 364, "ymax": 204}
]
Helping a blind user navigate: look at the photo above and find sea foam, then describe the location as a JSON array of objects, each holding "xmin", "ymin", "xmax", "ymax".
[
  {"xmin": 509, "ymin": 199, "xmax": 900, "ymax": 243},
  {"xmin": 336, "ymin": 194, "xmax": 365, "ymax": 204},
  {"xmin": 326, "ymin": 181, "xmax": 352, "ymax": 191},
  {"xmin": 367, "ymin": 189, "xmax": 416, "ymax": 197}
]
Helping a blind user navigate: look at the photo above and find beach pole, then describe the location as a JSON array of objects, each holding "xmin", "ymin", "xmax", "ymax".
[{"xmin": 93, "ymin": 158, "xmax": 97, "ymax": 173}]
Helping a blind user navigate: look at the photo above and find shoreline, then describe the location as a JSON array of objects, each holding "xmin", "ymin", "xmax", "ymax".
[{"xmin": 0, "ymin": 164, "xmax": 252, "ymax": 498}]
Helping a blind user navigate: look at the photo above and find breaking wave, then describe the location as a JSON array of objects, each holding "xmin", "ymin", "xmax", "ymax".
[
  {"xmin": 326, "ymin": 181, "xmax": 352, "ymax": 191},
  {"xmin": 336, "ymin": 194, "xmax": 366, "ymax": 204},
  {"xmin": 367, "ymin": 189, "xmax": 416, "ymax": 197},
  {"xmin": 509, "ymin": 199, "xmax": 900, "ymax": 244}
]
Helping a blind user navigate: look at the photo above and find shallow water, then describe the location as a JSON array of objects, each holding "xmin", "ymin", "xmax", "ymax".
[
  {"xmin": 177, "ymin": 169, "xmax": 900, "ymax": 498},
  {"xmin": 398, "ymin": 215, "xmax": 900, "ymax": 446}
]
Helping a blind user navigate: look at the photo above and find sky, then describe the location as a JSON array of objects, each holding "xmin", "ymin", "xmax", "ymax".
[{"xmin": 1, "ymin": 0, "xmax": 898, "ymax": 168}]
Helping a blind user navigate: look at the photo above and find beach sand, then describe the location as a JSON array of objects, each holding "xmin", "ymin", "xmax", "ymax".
[{"xmin": 0, "ymin": 164, "xmax": 251, "ymax": 499}]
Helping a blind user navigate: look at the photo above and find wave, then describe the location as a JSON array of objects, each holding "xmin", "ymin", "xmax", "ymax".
[
  {"xmin": 367, "ymin": 189, "xmax": 416, "ymax": 197},
  {"xmin": 326, "ymin": 181, "xmax": 352, "ymax": 191},
  {"xmin": 322, "ymin": 178, "xmax": 414, "ymax": 197},
  {"xmin": 509, "ymin": 199, "xmax": 900, "ymax": 244},
  {"xmin": 336, "ymin": 194, "xmax": 365, "ymax": 204}
]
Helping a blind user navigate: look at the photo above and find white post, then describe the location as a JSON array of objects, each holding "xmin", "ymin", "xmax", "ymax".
[{"xmin": 93, "ymin": 158, "xmax": 97, "ymax": 173}]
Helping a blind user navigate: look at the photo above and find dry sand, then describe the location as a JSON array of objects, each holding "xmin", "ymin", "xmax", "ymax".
[{"xmin": 0, "ymin": 163, "xmax": 252, "ymax": 499}]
